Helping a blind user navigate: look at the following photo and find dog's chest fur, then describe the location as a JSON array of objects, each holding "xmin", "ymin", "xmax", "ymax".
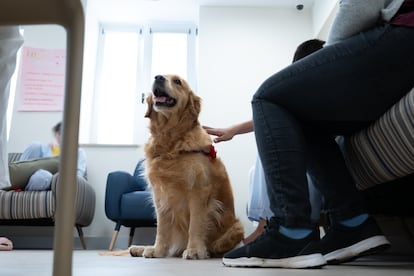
[{"xmin": 146, "ymin": 153, "xmax": 219, "ymax": 225}]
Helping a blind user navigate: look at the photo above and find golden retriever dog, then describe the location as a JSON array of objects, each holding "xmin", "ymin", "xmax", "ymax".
[{"xmin": 129, "ymin": 74, "xmax": 244, "ymax": 259}]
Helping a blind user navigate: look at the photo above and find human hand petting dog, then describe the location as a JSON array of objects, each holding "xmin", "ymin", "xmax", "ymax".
[
  {"xmin": 203, "ymin": 126, "xmax": 237, "ymax": 143},
  {"xmin": 204, "ymin": 120, "xmax": 254, "ymax": 143}
]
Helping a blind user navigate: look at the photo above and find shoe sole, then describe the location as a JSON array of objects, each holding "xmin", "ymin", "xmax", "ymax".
[
  {"xmin": 323, "ymin": 235, "xmax": 391, "ymax": 264},
  {"xmin": 222, "ymin": 253, "xmax": 327, "ymax": 269}
]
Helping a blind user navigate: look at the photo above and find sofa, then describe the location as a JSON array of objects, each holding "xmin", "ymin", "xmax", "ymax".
[
  {"xmin": 337, "ymin": 86, "xmax": 414, "ymax": 253},
  {"xmin": 339, "ymin": 86, "xmax": 414, "ymax": 211},
  {"xmin": 0, "ymin": 153, "xmax": 96, "ymax": 249}
]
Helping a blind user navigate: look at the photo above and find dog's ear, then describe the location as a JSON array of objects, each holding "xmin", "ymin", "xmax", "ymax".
[
  {"xmin": 179, "ymin": 90, "xmax": 201, "ymax": 125},
  {"xmin": 144, "ymin": 94, "xmax": 153, "ymax": 118},
  {"xmin": 188, "ymin": 90, "xmax": 201, "ymax": 117}
]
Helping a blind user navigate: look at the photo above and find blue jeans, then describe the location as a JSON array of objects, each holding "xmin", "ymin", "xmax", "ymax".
[{"xmin": 252, "ymin": 24, "xmax": 414, "ymax": 229}]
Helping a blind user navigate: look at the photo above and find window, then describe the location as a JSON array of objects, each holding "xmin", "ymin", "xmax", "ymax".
[
  {"xmin": 152, "ymin": 32, "xmax": 187, "ymax": 80},
  {"xmin": 80, "ymin": 23, "xmax": 197, "ymax": 145}
]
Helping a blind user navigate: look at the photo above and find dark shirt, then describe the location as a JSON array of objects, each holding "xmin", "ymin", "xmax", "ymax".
[{"xmin": 390, "ymin": 0, "xmax": 414, "ymax": 27}]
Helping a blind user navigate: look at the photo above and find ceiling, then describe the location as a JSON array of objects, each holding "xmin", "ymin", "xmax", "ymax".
[
  {"xmin": 198, "ymin": 0, "xmax": 315, "ymax": 8},
  {"xmin": 88, "ymin": 0, "xmax": 316, "ymax": 23}
]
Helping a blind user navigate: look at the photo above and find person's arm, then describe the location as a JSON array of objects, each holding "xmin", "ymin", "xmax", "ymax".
[
  {"xmin": 326, "ymin": 0, "xmax": 385, "ymax": 46},
  {"xmin": 204, "ymin": 120, "xmax": 253, "ymax": 143}
]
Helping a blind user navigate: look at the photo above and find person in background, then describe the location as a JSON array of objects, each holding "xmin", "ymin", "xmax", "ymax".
[
  {"xmin": 20, "ymin": 122, "xmax": 62, "ymax": 160},
  {"xmin": 223, "ymin": 0, "xmax": 414, "ymax": 269},
  {"xmin": 20, "ymin": 121, "xmax": 87, "ymax": 178},
  {"xmin": 205, "ymin": 39, "xmax": 325, "ymax": 244},
  {"xmin": 0, "ymin": 26, "xmax": 24, "ymax": 190}
]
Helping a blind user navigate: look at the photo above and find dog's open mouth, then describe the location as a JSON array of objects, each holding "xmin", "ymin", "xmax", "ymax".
[{"xmin": 153, "ymin": 87, "xmax": 177, "ymax": 108}]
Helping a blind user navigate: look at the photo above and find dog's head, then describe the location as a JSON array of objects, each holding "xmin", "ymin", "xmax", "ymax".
[{"xmin": 145, "ymin": 74, "xmax": 201, "ymax": 123}]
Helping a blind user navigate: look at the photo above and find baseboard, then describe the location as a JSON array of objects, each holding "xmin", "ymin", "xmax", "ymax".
[{"xmin": 1, "ymin": 227, "xmax": 156, "ymax": 250}]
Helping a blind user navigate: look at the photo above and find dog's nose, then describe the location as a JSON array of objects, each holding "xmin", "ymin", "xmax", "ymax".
[{"xmin": 154, "ymin": 75, "xmax": 165, "ymax": 83}]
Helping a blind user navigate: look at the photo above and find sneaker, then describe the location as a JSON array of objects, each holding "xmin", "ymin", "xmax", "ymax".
[
  {"xmin": 320, "ymin": 216, "xmax": 391, "ymax": 264},
  {"xmin": 222, "ymin": 226, "xmax": 326, "ymax": 268}
]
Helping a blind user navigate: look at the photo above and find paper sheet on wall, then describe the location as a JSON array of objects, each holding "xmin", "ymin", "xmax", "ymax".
[{"xmin": 18, "ymin": 47, "xmax": 66, "ymax": 112}]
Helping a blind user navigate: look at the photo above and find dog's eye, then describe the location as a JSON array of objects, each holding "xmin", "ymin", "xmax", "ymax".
[{"xmin": 173, "ymin": 79, "xmax": 182, "ymax": 86}]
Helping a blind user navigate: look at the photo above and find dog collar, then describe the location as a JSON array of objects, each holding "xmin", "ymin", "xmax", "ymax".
[{"xmin": 180, "ymin": 144, "xmax": 217, "ymax": 159}]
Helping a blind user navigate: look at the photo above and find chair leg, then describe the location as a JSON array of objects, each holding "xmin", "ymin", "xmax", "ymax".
[
  {"xmin": 128, "ymin": 227, "xmax": 136, "ymax": 247},
  {"xmin": 109, "ymin": 222, "xmax": 121, "ymax": 251},
  {"xmin": 75, "ymin": 225, "xmax": 87, "ymax": 250}
]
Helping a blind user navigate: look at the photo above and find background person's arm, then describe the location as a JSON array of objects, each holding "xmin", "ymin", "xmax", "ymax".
[{"xmin": 204, "ymin": 120, "xmax": 254, "ymax": 143}]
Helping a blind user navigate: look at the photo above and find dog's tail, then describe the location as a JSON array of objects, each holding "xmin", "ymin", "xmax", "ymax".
[{"xmin": 210, "ymin": 219, "xmax": 244, "ymax": 256}]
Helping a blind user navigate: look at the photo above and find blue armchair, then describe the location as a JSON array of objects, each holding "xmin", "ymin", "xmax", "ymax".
[{"xmin": 105, "ymin": 159, "xmax": 156, "ymax": 250}]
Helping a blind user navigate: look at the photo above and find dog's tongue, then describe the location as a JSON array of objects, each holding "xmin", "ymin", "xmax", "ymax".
[{"xmin": 154, "ymin": 96, "xmax": 167, "ymax": 103}]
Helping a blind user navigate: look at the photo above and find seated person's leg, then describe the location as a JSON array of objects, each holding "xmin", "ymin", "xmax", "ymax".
[
  {"xmin": 20, "ymin": 142, "xmax": 51, "ymax": 161},
  {"xmin": 307, "ymin": 173, "xmax": 323, "ymax": 223},
  {"xmin": 245, "ymin": 157, "xmax": 324, "ymax": 244},
  {"xmin": 25, "ymin": 169, "xmax": 53, "ymax": 191}
]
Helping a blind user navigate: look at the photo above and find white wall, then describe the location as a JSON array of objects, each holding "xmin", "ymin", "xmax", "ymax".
[
  {"xmin": 4, "ymin": 2, "xmax": 337, "ymax": 249},
  {"xmin": 8, "ymin": 25, "xmax": 66, "ymax": 153},
  {"xmin": 198, "ymin": 6, "xmax": 314, "ymax": 237},
  {"xmin": 312, "ymin": 0, "xmax": 338, "ymax": 38}
]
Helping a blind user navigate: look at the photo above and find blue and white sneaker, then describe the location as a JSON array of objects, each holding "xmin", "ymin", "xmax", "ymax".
[{"xmin": 320, "ymin": 216, "xmax": 390, "ymax": 264}]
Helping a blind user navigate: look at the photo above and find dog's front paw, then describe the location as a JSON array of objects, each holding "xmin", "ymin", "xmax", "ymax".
[
  {"xmin": 182, "ymin": 247, "xmax": 209, "ymax": 260},
  {"xmin": 142, "ymin": 246, "xmax": 156, "ymax": 258},
  {"xmin": 129, "ymin": 246, "xmax": 145, "ymax": 257},
  {"xmin": 142, "ymin": 246, "xmax": 168, "ymax": 258}
]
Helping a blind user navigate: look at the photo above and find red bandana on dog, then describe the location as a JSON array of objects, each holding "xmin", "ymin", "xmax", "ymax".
[{"xmin": 205, "ymin": 144, "xmax": 217, "ymax": 159}]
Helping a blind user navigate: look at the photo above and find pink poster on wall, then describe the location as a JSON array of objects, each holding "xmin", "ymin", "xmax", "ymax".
[{"xmin": 18, "ymin": 47, "xmax": 66, "ymax": 112}]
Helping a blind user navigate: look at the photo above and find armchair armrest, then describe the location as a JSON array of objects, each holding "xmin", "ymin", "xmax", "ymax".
[{"xmin": 51, "ymin": 173, "xmax": 96, "ymax": 226}]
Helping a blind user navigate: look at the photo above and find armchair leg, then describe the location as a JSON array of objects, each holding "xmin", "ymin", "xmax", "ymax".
[
  {"xmin": 128, "ymin": 227, "xmax": 136, "ymax": 247},
  {"xmin": 109, "ymin": 231, "xmax": 119, "ymax": 251},
  {"xmin": 109, "ymin": 222, "xmax": 122, "ymax": 251},
  {"xmin": 75, "ymin": 225, "xmax": 87, "ymax": 250}
]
